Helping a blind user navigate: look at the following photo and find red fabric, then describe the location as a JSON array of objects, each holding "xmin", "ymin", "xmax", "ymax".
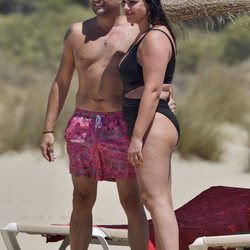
[
  {"xmin": 176, "ymin": 186, "xmax": 250, "ymax": 250},
  {"xmin": 47, "ymin": 186, "xmax": 250, "ymax": 250}
]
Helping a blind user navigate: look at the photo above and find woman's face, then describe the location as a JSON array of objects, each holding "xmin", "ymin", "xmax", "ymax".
[{"xmin": 121, "ymin": 0, "xmax": 150, "ymax": 25}]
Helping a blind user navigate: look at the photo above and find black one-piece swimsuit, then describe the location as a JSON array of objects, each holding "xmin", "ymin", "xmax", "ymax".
[{"xmin": 119, "ymin": 28, "xmax": 180, "ymax": 139}]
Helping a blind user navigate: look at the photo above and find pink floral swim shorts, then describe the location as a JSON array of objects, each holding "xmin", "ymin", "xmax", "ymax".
[{"xmin": 64, "ymin": 108, "xmax": 136, "ymax": 181}]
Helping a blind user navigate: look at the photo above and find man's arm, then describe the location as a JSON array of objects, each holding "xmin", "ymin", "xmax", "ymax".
[{"xmin": 40, "ymin": 26, "xmax": 75, "ymax": 162}]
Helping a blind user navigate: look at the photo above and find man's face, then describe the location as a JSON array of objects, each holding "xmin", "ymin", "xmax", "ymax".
[{"xmin": 91, "ymin": 0, "xmax": 120, "ymax": 15}]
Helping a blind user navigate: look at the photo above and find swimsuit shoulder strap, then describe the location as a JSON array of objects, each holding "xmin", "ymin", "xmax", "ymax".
[{"xmin": 146, "ymin": 28, "xmax": 176, "ymax": 54}]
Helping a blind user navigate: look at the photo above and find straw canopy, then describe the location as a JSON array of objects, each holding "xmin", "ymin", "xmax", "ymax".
[{"xmin": 162, "ymin": 0, "xmax": 250, "ymax": 23}]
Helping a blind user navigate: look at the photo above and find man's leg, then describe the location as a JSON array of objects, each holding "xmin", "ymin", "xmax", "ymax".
[
  {"xmin": 116, "ymin": 179, "xmax": 149, "ymax": 250},
  {"xmin": 70, "ymin": 175, "xmax": 97, "ymax": 250}
]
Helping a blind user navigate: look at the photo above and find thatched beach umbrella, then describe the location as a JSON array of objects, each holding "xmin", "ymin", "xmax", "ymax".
[{"xmin": 163, "ymin": 0, "xmax": 250, "ymax": 23}]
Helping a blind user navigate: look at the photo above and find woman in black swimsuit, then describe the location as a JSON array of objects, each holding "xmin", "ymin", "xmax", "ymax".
[{"xmin": 119, "ymin": 0, "xmax": 179, "ymax": 249}]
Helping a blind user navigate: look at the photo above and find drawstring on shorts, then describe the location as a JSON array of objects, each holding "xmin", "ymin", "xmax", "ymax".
[{"xmin": 95, "ymin": 115, "xmax": 102, "ymax": 129}]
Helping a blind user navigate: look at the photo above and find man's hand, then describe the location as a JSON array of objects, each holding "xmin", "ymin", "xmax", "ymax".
[
  {"xmin": 40, "ymin": 133, "xmax": 56, "ymax": 162},
  {"xmin": 161, "ymin": 84, "xmax": 176, "ymax": 113},
  {"xmin": 168, "ymin": 96, "xmax": 176, "ymax": 114}
]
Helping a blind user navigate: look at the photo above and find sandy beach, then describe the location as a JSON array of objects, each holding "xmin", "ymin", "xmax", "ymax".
[{"xmin": 0, "ymin": 125, "xmax": 249, "ymax": 249}]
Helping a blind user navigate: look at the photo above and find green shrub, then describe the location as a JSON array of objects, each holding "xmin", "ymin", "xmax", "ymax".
[
  {"xmin": 176, "ymin": 30, "xmax": 222, "ymax": 73},
  {"xmin": 0, "ymin": 0, "xmax": 35, "ymax": 14},
  {"xmin": 0, "ymin": 5, "xmax": 93, "ymax": 71},
  {"xmin": 219, "ymin": 15, "xmax": 250, "ymax": 64},
  {"xmin": 0, "ymin": 74, "xmax": 76, "ymax": 153},
  {"xmin": 176, "ymin": 61, "xmax": 249, "ymax": 160},
  {"xmin": 176, "ymin": 106, "xmax": 223, "ymax": 160},
  {"xmin": 176, "ymin": 15, "xmax": 250, "ymax": 73}
]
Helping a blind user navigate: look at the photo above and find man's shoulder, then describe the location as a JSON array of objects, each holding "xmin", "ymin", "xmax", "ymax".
[
  {"xmin": 64, "ymin": 18, "xmax": 94, "ymax": 41},
  {"xmin": 69, "ymin": 17, "xmax": 95, "ymax": 34}
]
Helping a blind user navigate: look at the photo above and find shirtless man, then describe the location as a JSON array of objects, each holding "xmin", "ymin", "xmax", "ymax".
[{"xmin": 40, "ymin": 0, "xmax": 175, "ymax": 249}]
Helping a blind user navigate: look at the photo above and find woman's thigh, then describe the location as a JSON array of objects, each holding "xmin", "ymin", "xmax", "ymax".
[{"xmin": 135, "ymin": 113, "xmax": 178, "ymax": 196}]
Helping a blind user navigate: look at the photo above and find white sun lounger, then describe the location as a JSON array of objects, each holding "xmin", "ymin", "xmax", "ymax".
[
  {"xmin": 0, "ymin": 223, "xmax": 129, "ymax": 250},
  {"xmin": 189, "ymin": 234, "xmax": 250, "ymax": 250},
  {"xmin": 2, "ymin": 223, "xmax": 250, "ymax": 250}
]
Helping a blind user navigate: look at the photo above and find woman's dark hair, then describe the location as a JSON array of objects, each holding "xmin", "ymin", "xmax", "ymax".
[{"xmin": 146, "ymin": 0, "xmax": 176, "ymax": 43}]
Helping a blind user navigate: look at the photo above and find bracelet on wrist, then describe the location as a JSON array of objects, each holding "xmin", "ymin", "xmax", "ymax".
[{"xmin": 43, "ymin": 131, "xmax": 53, "ymax": 134}]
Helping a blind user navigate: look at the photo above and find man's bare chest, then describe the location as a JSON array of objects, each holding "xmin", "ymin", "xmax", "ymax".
[{"xmin": 73, "ymin": 36, "xmax": 130, "ymax": 68}]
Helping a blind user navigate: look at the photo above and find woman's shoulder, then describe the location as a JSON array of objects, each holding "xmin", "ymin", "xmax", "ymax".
[
  {"xmin": 147, "ymin": 25, "xmax": 172, "ymax": 39},
  {"xmin": 142, "ymin": 25, "xmax": 175, "ymax": 51},
  {"xmin": 140, "ymin": 26, "xmax": 171, "ymax": 45},
  {"xmin": 138, "ymin": 25, "xmax": 174, "ymax": 58}
]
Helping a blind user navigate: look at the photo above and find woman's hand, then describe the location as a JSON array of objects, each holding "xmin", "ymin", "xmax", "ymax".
[{"xmin": 127, "ymin": 137, "xmax": 143, "ymax": 167}]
